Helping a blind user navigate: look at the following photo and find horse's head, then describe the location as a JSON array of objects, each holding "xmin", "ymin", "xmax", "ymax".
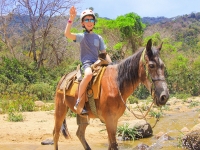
[{"xmin": 140, "ymin": 39, "xmax": 169, "ymax": 106}]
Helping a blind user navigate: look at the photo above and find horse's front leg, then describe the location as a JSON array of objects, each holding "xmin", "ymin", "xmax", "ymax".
[
  {"xmin": 105, "ymin": 118, "xmax": 118, "ymax": 150},
  {"xmin": 76, "ymin": 115, "xmax": 91, "ymax": 150}
]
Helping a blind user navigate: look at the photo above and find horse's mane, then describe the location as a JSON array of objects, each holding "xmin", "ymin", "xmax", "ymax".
[{"xmin": 117, "ymin": 48, "xmax": 144, "ymax": 93}]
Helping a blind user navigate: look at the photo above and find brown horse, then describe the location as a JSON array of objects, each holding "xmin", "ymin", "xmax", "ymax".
[{"xmin": 53, "ymin": 39, "xmax": 169, "ymax": 150}]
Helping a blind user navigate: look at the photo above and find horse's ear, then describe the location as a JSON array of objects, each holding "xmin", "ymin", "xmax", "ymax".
[
  {"xmin": 146, "ymin": 39, "xmax": 153, "ymax": 58},
  {"xmin": 146, "ymin": 39, "xmax": 152, "ymax": 51},
  {"xmin": 157, "ymin": 42, "xmax": 163, "ymax": 51}
]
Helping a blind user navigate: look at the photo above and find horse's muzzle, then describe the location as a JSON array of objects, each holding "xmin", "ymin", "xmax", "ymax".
[
  {"xmin": 159, "ymin": 90, "xmax": 169, "ymax": 105},
  {"xmin": 154, "ymin": 88, "xmax": 169, "ymax": 106}
]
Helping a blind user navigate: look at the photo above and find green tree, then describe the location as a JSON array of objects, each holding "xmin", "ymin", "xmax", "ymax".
[
  {"xmin": 114, "ymin": 13, "xmax": 146, "ymax": 54},
  {"xmin": 167, "ymin": 54, "xmax": 190, "ymax": 94},
  {"xmin": 143, "ymin": 32, "xmax": 162, "ymax": 46},
  {"xmin": 95, "ymin": 13, "xmax": 145, "ymax": 60},
  {"xmin": 191, "ymin": 56, "xmax": 200, "ymax": 95}
]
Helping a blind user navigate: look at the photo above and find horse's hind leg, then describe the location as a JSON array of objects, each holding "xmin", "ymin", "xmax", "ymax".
[
  {"xmin": 76, "ymin": 115, "xmax": 91, "ymax": 150},
  {"xmin": 53, "ymin": 94, "xmax": 68, "ymax": 150}
]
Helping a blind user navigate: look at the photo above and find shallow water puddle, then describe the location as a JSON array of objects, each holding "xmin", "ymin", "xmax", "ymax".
[{"xmin": 120, "ymin": 110, "xmax": 199, "ymax": 150}]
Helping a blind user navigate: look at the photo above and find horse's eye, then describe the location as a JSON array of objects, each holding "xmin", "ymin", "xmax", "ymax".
[{"xmin": 149, "ymin": 64, "xmax": 154, "ymax": 68}]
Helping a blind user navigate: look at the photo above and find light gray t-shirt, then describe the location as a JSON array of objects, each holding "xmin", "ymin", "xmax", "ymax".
[{"xmin": 75, "ymin": 32, "xmax": 106, "ymax": 63}]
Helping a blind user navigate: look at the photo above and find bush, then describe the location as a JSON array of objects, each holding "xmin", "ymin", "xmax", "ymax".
[
  {"xmin": 0, "ymin": 93, "xmax": 36, "ymax": 113},
  {"xmin": 149, "ymin": 110, "xmax": 163, "ymax": 118},
  {"xmin": 117, "ymin": 123, "xmax": 141, "ymax": 141},
  {"xmin": 133, "ymin": 85, "xmax": 149, "ymax": 99},
  {"xmin": 128, "ymin": 95, "xmax": 139, "ymax": 104},
  {"xmin": 6, "ymin": 83, "xmax": 28, "ymax": 94},
  {"xmin": 7, "ymin": 107, "xmax": 24, "ymax": 122},
  {"xmin": 29, "ymin": 82, "xmax": 54, "ymax": 100},
  {"xmin": 175, "ymin": 93, "xmax": 191, "ymax": 100}
]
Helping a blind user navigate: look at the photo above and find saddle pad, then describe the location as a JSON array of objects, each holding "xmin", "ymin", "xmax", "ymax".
[
  {"xmin": 58, "ymin": 66, "xmax": 106, "ymax": 99},
  {"xmin": 59, "ymin": 70, "xmax": 77, "ymax": 90}
]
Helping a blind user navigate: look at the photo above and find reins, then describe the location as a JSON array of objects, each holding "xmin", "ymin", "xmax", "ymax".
[
  {"xmin": 117, "ymin": 86, "xmax": 154, "ymax": 120},
  {"xmin": 118, "ymin": 48, "xmax": 161, "ymax": 128}
]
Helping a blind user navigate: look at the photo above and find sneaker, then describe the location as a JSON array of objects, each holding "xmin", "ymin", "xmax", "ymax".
[
  {"xmin": 74, "ymin": 101, "xmax": 79, "ymax": 110},
  {"xmin": 80, "ymin": 106, "xmax": 88, "ymax": 115}
]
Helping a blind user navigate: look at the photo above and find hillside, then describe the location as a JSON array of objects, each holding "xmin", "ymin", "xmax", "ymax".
[
  {"xmin": 142, "ymin": 16, "xmax": 170, "ymax": 25},
  {"xmin": 143, "ymin": 12, "xmax": 200, "ymax": 52},
  {"xmin": 142, "ymin": 12, "xmax": 200, "ymax": 25}
]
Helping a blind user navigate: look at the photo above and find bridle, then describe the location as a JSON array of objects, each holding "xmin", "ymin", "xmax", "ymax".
[
  {"xmin": 118, "ymin": 48, "xmax": 164, "ymax": 128},
  {"xmin": 141, "ymin": 48, "xmax": 166, "ymax": 101}
]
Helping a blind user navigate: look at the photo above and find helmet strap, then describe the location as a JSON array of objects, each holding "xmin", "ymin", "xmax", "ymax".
[{"xmin": 82, "ymin": 26, "xmax": 93, "ymax": 33}]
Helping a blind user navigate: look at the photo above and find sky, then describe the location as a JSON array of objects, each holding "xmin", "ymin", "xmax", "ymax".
[{"xmin": 77, "ymin": 0, "xmax": 200, "ymax": 19}]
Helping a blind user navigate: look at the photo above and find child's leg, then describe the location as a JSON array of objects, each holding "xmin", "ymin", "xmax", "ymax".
[{"xmin": 74, "ymin": 67, "xmax": 92, "ymax": 114}]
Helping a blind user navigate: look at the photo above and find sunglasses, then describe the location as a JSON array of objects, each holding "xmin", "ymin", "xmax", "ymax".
[{"xmin": 84, "ymin": 19, "xmax": 95, "ymax": 23}]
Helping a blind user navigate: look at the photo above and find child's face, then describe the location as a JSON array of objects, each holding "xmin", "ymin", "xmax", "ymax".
[{"xmin": 82, "ymin": 16, "xmax": 95, "ymax": 31}]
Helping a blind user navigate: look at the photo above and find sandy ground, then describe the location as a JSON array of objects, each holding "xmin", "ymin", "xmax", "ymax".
[
  {"xmin": 0, "ymin": 110, "xmax": 111, "ymax": 149},
  {"xmin": 0, "ymin": 97, "xmax": 200, "ymax": 150}
]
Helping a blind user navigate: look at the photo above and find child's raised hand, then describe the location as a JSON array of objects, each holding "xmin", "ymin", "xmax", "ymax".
[{"xmin": 69, "ymin": 6, "xmax": 77, "ymax": 21}]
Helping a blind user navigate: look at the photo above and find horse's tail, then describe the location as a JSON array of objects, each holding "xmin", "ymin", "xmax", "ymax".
[{"xmin": 61, "ymin": 118, "xmax": 71, "ymax": 139}]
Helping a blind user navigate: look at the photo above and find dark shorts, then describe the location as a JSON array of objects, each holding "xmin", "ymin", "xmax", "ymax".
[{"xmin": 81, "ymin": 61, "xmax": 93, "ymax": 72}]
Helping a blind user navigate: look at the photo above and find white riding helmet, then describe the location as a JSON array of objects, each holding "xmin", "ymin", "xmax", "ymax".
[{"xmin": 80, "ymin": 9, "xmax": 96, "ymax": 22}]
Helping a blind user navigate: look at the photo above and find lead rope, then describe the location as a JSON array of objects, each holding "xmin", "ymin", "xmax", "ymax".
[
  {"xmin": 118, "ymin": 87, "xmax": 160, "ymax": 129},
  {"xmin": 117, "ymin": 86, "xmax": 153, "ymax": 120}
]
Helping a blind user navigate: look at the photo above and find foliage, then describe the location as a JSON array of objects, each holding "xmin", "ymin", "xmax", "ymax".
[
  {"xmin": 128, "ymin": 95, "xmax": 139, "ymax": 104},
  {"xmin": 0, "ymin": 93, "xmax": 36, "ymax": 113},
  {"xmin": 149, "ymin": 110, "xmax": 163, "ymax": 118},
  {"xmin": 114, "ymin": 13, "xmax": 145, "ymax": 40},
  {"xmin": 117, "ymin": 123, "xmax": 141, "ymax": 140},
  {"xmin": 188, "ymin": 101, "xmax": 199, "ymax": 108},
  {"xmin": 167, "ymin": 54, "xmax": 192, "ymax": 95},
  {"xmin": 133, "ymin": 85, "xmax": 150, "ymax": 99},
  {"xmin": 7, "ymin": 107, "xmax": 24, "ymax": 122},
  {"xmin": 29, "ymin": 82, "xmax": 54, "ymax": 100},
  {"xmin": 174, "ymin": 93, "xmax": 191, "ymax": 100},
  {"xmin": 67, "ymin": 109, "xmax": 77, "ymax": 117},
  {"xmin": 161, "ymin": 105, "xmax": 170, "ymax": 111},
  {"xmin": 0, "ymin": 57, "xmax": 79, "ymax": 101},
  {"xmin": 177, "ymin": 134, "xmax": 185, "ymax": 148},
  {"xmin": 143, "ymin": 32, "xmax": 162, "ymax": 46},
  {"xmin": 95, "ymin": 13, "xmax": 145, "ymax": 60},
  {"xmin": 37, "ymin": 103, "xmax": 55, "ymax": 111}
]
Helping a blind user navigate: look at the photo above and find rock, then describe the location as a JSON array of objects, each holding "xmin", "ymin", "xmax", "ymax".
[
  {"xmin": 128, "ymin": 120, "xmax": 153, "ymax": 138},
  {"xmin": 35, "ymin": 101, "xmax": 45, "ymax": 107},
  {"xmin": 181, "ymin": 127, "xmax": 190, "ymax": 133},
  {"xmin": 182, "ymin": 130, "xmax": 200, "ymax": 150},
  {"xmin": 191, "ymin": 123, "xmax": 200, "ymax": 132},
  {"xmin": 118, "ymin": 119, "xmax": 153, "ymax": 139},
  {"xmin": 186, "ymin": 99, "xmax": 193, "ymax": 103},
  {"xmin": 133, "ymin": 143, "xmax": 149, "ymax": 150},
  {"xmin": 154, "ymin": 131, "xmax": 164, "ymax": 139},
  {"xmin": 154, "ymin": 132, "xmax": 173, "ymax": 140},
  {"xmin": 158, "ymin": 133, "xmax": 174, "ymax": 141},
  {"xmin": 173, "ymin": 106, "xmax": 181, "ymax": 111}
]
